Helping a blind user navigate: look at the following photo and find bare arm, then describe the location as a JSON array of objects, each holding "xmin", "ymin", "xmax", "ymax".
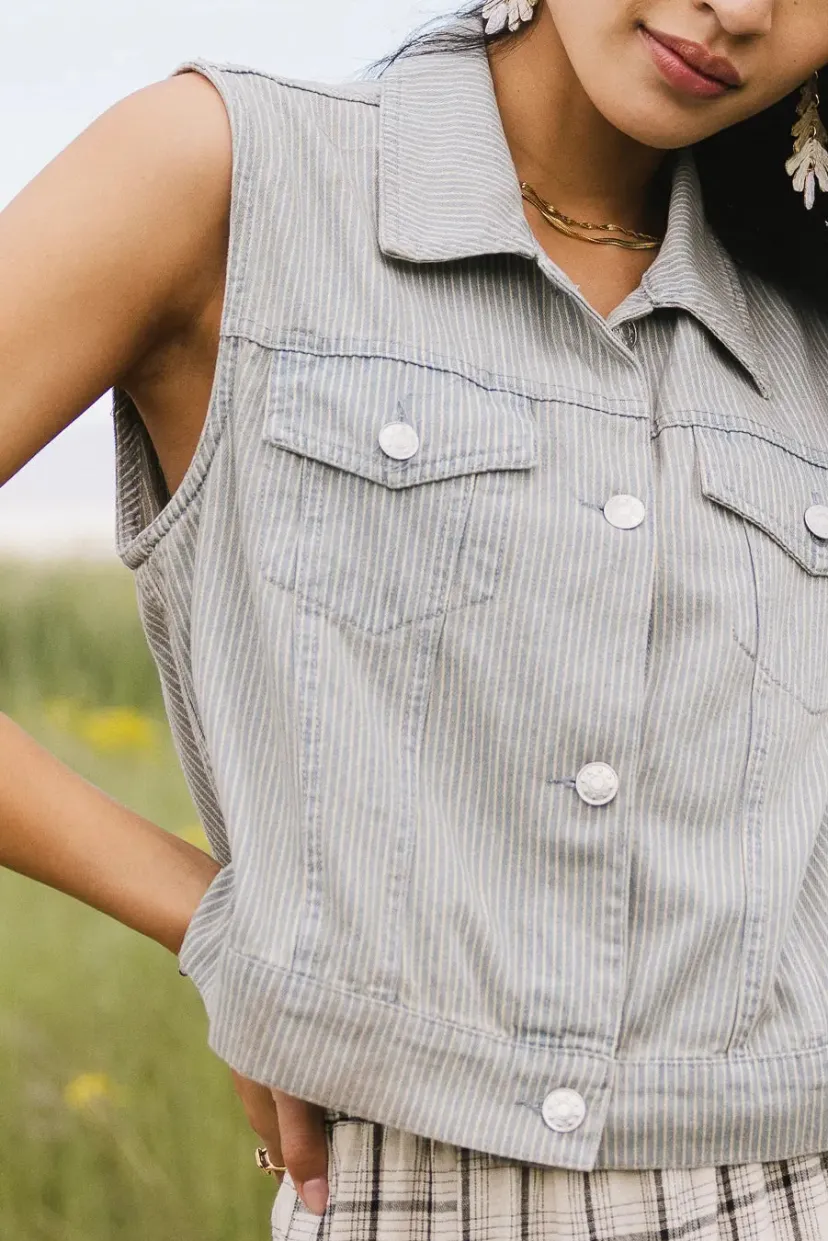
[
  {"xmin": 0, "ymin": 70, "xmax": 233, "ymax": 944},
  {"xmin": 0, "ymin": 73, "xmax": 331, "ymax": 1212},
  {"xmin": 0, "ymin": 713, "xmax": 220, "ymax": 952}
]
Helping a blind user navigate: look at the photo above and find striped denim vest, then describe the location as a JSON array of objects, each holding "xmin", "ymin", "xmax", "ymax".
[{"xmin": 113, "ymin": 34, "xmax": 828, "ymax": 1171}]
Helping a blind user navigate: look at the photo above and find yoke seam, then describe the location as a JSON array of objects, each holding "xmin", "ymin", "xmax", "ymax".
[
  {"xmin": 655, "ymin": 419, "xmax": 828, "ymax": 468},
  {"xmin": 226, "ymin": 330, "xmax": 651, "ymax": 415}
]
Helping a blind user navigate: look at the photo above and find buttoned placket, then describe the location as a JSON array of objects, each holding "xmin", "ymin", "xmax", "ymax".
[
  {"xmin": 374, "ymin": 39, "xmax": 772, "ymax": 1164},
  {"xmin": 509, "ymin": 238, "xmax": 659, "ymax": 1144}
]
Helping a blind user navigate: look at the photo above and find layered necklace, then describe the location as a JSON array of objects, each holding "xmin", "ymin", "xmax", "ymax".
[{"xmin": 520, "ymin": 181, "xmax": 663, "ymax": 251}]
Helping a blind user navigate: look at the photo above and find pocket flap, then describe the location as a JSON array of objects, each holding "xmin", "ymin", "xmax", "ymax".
[
  {"xmin": 694, "ymin": 425, "xmax": 828, "ymax": 575},
  {"xmin": 264, "ymin": 352, "xmax": 538, "ymax": 488}
]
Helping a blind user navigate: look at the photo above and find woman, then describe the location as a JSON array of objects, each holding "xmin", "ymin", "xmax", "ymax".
[{"xmin": 3, "ymin": 0, "xmax": 828, "ymax": 1235}]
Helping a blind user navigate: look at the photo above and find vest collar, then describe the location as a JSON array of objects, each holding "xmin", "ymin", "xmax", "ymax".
[
  {"xmin": 376, "ymin": 29, "xmax": 770, "ymax": 395},
  {"xmin": 377, "ymin": 32, "xmax": 537, "ymax": 264},
  {"xmin": 640, "ymin": 152, "xmax": 770, "ymax": 396}
]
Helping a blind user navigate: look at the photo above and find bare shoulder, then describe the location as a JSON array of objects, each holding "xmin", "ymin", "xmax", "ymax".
[
  {"xmin": 100, "ymin": 70, "xmax": 232, "ymax": 191},
  {"xmin": 0, "ymin": 70, "xmax": 233, "ymax": 488},
  {"xmin": 78, "ymin": 70, "xmax": 234, "ymax": 325}
]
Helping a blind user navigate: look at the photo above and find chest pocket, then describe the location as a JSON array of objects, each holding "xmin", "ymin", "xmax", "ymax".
[
  {"xmin": 257, "ymin": 351, "xmax": 538, "ymax": 636},
  {"xmin": 694, "ymin": 425, "xmax": 828, "ymax": 713}
]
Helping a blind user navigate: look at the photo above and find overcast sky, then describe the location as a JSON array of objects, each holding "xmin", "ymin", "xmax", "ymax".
[{"xmin": 0, "ymin": 0, "xmax": 447, "ymax": 558}]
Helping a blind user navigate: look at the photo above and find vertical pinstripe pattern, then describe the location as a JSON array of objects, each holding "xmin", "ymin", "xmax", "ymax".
[{"xmin": 112, "ymin": 26, "xmax": 828, "ymax": 1173}]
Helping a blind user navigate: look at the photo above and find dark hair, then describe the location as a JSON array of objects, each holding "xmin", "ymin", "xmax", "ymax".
[{"xmin": 364, "ymin": 4, "xmax": 828, "ymax": 312}]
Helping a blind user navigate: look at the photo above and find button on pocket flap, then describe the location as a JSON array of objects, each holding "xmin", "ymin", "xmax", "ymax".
[
  {"xmin": 263, "ymin": 352, "xmax": 538, "ymax": 488},
  {"xmin": 694, "ymin": 425, "xmax": 828, "ymax": 575}
]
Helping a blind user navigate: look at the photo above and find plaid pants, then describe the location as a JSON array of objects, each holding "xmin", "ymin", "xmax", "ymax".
[{"xmin": 271, "ymin": 1114, "xmax": 828, "ymax": 1241}]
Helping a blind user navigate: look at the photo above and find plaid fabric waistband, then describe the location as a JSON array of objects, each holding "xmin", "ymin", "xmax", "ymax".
[{"xmin": 272, "ymin": 1115, "xmax": 828, "ymax": 1241}]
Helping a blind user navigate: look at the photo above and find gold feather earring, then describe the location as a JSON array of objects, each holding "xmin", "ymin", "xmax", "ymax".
[{"xmin": 785, "ymin": 73, "xmax": 828, "ymax": 210}]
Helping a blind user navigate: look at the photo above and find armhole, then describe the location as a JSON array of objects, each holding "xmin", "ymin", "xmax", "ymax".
[{"xmin": 114, "ymin": 59, "xmax": 252, "ymax": 570}]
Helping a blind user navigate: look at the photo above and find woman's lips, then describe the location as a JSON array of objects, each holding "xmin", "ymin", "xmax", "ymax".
[{"xmin": 640, "ymin": 26, "xmax": 742, "ymax": 99}]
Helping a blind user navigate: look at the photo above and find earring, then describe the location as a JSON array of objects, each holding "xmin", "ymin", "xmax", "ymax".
[
  {"xmin": 785, "ymin": 73, "xmax": 828, "ymax": 210},
  {"xmin": 481, "ymin": 0, "xmax": 539, "ymax": 36}
]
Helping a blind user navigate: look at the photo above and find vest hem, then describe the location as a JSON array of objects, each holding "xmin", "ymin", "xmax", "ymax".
[{"xmin": 190, "ymin": 943, "xmax": 828, "ymax": 1171}]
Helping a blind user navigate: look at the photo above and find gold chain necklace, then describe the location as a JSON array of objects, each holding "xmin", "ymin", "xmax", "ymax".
[{"xmin": 520, "ymin": 181, "xmax": 663, "ymax": 251}]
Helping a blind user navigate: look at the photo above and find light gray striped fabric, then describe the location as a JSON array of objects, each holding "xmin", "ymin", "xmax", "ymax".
[{"xmin": 113, "ymin": 30, "xmax": 828, "ymax": 1173}]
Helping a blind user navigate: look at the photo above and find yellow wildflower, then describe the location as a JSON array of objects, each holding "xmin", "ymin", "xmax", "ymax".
[
  {"xmin": 79, "ymin": 707, "xmax": 156, "ymax": 754},
  {"xmin": 178, "ymin": 824, "xmax": 211, "ymax": 852},
  {"xmin": 43, "ymin": 699, "xmax": 158, "ymax": 754},
  {"xmin": 63, "ymin": 1072, "xmax": 124, "ymax": 1111}
]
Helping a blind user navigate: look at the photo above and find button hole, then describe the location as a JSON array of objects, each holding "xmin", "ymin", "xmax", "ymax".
[
  {"xmin": 547, "ymin": 777, "xmax": 576, "ymax": 788},
  {"xmin": 516, "ymin": 1099, "xmax": 543, "ymax": 1113}
]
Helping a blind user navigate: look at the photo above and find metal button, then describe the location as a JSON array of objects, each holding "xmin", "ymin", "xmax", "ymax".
[
  {"xmin": 622, "ymin": 321, "xmax": 638, "ymax": 349},
  {"xmin": 804, "ymin": 504, "xmax": 828, "ymax": 539},
  {"xmin": 603, "ymin": 494, "xmax": 645, "ymax": 530},
  {"xmin": 541, "ymin": 1088, "xmax": 587, "ymax": 1133},
  {"xmin": 378, "ymin": 422, "xmax": 419, "ymax": 461},
  {"xmin": 614, "ymin": 320, "xmax": 637, "ymax": 349},
  {"xmin": 575, "ymin": 762, "xmax": 619, "ymax": 806}
]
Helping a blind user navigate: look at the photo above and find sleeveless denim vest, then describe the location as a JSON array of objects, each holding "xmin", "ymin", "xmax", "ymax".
[{"xmin": 113, "ymin": 37, "xmax": 828, "ymax": 1171}]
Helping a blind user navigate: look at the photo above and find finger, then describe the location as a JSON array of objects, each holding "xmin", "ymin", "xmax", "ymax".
[
  {"xmin": 273, "ymin": 1090, "xmax": 329, "ymax": 1215},
  {"xmin": 230, "ymin": 1070, "xmax": 284, "ymax": 1171}
]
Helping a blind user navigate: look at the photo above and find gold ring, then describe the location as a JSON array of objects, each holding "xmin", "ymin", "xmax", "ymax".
[{"xmin": 255, "ymin": 1146, "xmax": 287, "ymax": 1176}]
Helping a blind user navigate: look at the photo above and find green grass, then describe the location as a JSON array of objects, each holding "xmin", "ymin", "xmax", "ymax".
[
  {"xmin": 0, "ymin": 559, "xmax": 277, "ymax": 1241},
  {"xmin": 0, "ymin": 559, "xmax": 162, "ymax": 714}
]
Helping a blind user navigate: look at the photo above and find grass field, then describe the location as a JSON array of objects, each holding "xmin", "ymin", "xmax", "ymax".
[{"xmin": 0, "ymin": 559, "xmax": 278, "ymax": 1241}]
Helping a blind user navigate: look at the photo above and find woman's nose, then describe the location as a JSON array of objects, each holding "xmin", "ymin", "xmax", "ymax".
[{"xmin": 695, "ymin": 0, "xmax": 773, "ymax": 37}]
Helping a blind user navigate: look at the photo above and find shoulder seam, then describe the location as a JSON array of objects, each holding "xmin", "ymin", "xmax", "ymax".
[{"xmin": 185, "ymin": 59, "xmax": 380, "ymax": 107}]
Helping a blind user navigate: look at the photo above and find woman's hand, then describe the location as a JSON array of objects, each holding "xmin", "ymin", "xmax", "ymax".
[{"xmin": 231, "ymin": 1071, "xmax": 330, "ymax": 1215}]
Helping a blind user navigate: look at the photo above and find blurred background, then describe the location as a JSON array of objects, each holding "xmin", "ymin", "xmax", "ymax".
[{"xmin": 0, "ymin": 3, "xmax": 444, "ymax": 1238}]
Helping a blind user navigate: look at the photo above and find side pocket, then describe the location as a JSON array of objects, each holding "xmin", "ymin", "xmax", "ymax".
[{"xmin": 178, "ymin": 862, "xmax": 236, "ymax": 1007}]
